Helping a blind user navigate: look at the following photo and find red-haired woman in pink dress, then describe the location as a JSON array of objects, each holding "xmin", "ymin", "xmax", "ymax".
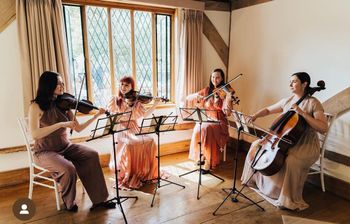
[
  {"xmin": 108, "ymin": 76, "xmax": 161, "ymax": 189},
  {"xmin": 187, "ymin": 68, "xmax": 233, "ymax": 172}
]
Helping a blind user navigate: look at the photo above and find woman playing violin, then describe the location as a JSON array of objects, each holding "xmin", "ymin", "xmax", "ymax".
[
  {"xmin": 28, "ymin": 71, "xmax": 116, "ymax": 212},
  {"xmin": 187, "ymin": 68, "xmax": 234, "ymax": 173},
  {"xmin": 241, "ymin": 72, "xmax": 328, "ymax": 211},
  {"xmin": 107, "ymin": 76, "xmax": 161, "ymax": 189}
]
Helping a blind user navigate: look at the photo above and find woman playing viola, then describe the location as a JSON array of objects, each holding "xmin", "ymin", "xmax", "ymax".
[
  {"xmin": 107, "ymin": 76, "xmax": 161, "ymax": 189},
  {"xmin": 28, "ymin": 71, "xmax": 115, "ymax": 212},
  {"xmin": 241, "ymin": 72, "xmax": 328, "ymax": 211},
  {"xmin": 187, "ymin": 68, "xmax": 234, "ymax": 172}
]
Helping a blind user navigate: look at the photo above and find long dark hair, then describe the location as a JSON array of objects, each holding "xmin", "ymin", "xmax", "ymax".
[
  {"xmin": 208, "ymin": 68, "xmax": 226, "ymax": 95},
  {"xmin": 32, "ymin": 71, "xmax": 60, "ymax": 111},
  {"xmin": 291, "ymin": 72, "xmax": 311, "ymax": 94}
]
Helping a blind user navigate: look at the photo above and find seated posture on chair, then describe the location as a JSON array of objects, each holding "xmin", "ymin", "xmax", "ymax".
[
  {"xmin": 28, "ymin": 71, "xmax": 115, "ymax": 212},
  {"xmin": 107, "ymin": 76, "xmax": 161, "ymax": 189},
  {"xmin": 241, "ymin": 72, "xmax": 328, "ymax": 211},
  {"xmin": 186, "ymin": 68, "xmax": 233, "ymax": 172}
]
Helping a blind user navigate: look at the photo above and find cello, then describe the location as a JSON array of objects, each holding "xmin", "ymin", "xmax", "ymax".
[{"xmin": 251, "ymin": 80, "xmax": 326, "ymax": 176}]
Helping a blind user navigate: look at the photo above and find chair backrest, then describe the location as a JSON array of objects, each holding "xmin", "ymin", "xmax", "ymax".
[
  {"xmin": 17, "ymin": 117, "xmax": 35, "ymax": 165},
  {"xmin": 318, "ymin": 113, "xmax": 335, "ymax": 154}
]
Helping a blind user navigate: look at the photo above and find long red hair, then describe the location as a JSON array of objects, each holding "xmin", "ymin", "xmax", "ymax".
[{"xmin": 117, "ymin": 76, "xmax": 136, "ymax": 107}]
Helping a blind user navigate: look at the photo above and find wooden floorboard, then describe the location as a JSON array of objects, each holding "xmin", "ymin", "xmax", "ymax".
[{"xmin": 1, "ymin": 150, "xmax": 350, "ymax": 224}]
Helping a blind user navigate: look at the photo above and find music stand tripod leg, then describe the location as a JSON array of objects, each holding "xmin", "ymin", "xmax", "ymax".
[
  {"xmin": 110, "ymin": 133, "xmax": 138, "ymax": 223},
  {"xmin": 145, "ymin": 116, "xmax": 185, "ymax": 207},
  {"xmin": 179, "ymin": 114, "xmax": 225, "ymax": 200},
  {"xmin": 213, "ymin": 114, "xmax": 264, "ymax": 215}
]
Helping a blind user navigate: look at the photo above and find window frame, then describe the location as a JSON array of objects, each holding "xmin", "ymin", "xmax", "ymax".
[{"xmin": 63, "ymin": 0, "xmax": 175, "ymax": 105}]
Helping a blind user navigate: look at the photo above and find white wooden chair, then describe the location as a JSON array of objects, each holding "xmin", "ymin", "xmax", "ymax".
[
  {"xmin": 309, "ymin": 113, "xmax": 335, "ymax": 192},
  {"xmin": 17, "ymin": 117, "xmax": 61, "ymax": 210}
]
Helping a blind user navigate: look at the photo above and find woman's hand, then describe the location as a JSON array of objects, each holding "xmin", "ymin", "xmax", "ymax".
[
  {"xmin": 62, "ymin": 121, "xmax": 78, "ymax": 129},
  {"xmin": 246, "ymin": 114, "xmax": 257, "ymax": 123},
  {"xmin": 96, "ymin": 108, "xmax": 106, "ymax": 116},
  {"xmin": 290, "ymin": 104, "xmax": 305, "ymax": 116}
]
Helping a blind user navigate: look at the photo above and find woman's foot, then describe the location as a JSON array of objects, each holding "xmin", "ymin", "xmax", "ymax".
[
  {"xmin": 90, "ymin": 200, "xmax": 116, "ymax": 211},
  {"xmin": 65, "ymin": 204, "xmax": 78, "ymax": 212}
]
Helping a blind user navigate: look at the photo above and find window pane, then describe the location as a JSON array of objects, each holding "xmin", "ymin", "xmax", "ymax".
[
  {"xmin": 111, "ymin": 9, "xmax": 132, "ymax": 84},
  {"xmin": 134, "ymin": 11, "xmax": 153, "ymax": 94},
  {"xmin": 63, "ymin": 5, "xmax": 87, "ymax": 99},
  {"xmin": 86, "ymin": 6, "xmax": 110, "ymax": 107},
  {"xmin": 156, "ymin": 14, "xmax": 171, "ymax": 99}
]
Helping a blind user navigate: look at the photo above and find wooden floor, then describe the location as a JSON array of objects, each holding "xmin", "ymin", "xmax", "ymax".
[{"xmin": 1, "ymin": 150, "xmax": 350, "ymax": 224}]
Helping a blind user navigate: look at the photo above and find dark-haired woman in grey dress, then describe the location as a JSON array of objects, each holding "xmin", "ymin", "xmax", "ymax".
[
  {"xmin": 241, "ymin": 72, "xmax": 328, "ymax": 210},
  {"xmin": 28, "ymin": 71, "xmax": 115, "ymax": 212}
]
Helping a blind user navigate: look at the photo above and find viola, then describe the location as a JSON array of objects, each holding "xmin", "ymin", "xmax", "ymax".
[
  {"xmin": 250, "ymin": 81, "xmax": 326, "ymax": 176},
  {"xmin": 124, "ymin": 90, "xmax": 169, "ymax": 106},
  {"xmin": 203, "ymin": 74, "xmax": 242, "ymax": 105},
  {"xmin": 56, "ymin": 92, "xmax": 109, "ymax": 115}
]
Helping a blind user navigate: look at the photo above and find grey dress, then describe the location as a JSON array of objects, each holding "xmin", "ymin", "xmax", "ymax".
[
  {"xmin": 33, "ymin": 104, "xmax": 109, "ymax": 209},
  {"xmin": 241, "ymin": 96, "xmax": 324, "ymax": 210}
]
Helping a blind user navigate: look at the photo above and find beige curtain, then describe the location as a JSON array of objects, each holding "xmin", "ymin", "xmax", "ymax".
[
  {"xmin": 17, "ymin": 0, "xmax": 70, "ymax": 114},
  {"xmin": 175, "ymin": 9, "xmax": 203, "ymax": 107}
]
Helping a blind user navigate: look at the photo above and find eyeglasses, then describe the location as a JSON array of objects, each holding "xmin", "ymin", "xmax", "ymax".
[{"xmin": 57, "ymin": 82, "xmax": 65, "ymax": 87}]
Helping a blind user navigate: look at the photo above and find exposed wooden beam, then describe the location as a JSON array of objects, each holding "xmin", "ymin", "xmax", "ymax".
[
  {"xmin": 322, "ymin": 87, "xmax": 350, "ymax": 116},
  {"xmin": 203, "ymin": 13, "xmax": 229, "ymax": 67},
  {"xmin": 204, "ymin": 1, "xmax": 231, "ymax": 11},
  {"xmin": 0, "ymin": 0, "xmax": 16, "ymax": 33},
  {"xmin": 232, "ymin": 0, "xmax": 273, "ymax": 10}
]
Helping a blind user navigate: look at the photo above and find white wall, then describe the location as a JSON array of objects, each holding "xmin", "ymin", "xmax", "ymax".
[
  {"xmin": 228, "ymin": 0, "xmax": 350, "ymax": 182},
  {"xmin": 0, "ymin": 22, "xmax": 25, "ymax": 148}
]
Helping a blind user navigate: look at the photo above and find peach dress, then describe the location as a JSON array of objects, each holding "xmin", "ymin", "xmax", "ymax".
[
  {"xmin": 108, "ymin": 96, "xmax": 158, "ymax": 189},
  {"xmin": 188, "ymin": 87, "xmax": 229, "ymax": 169},
  {"xmin": 241, "ymin": 96, "xmax": 324, "ymax": 210}
]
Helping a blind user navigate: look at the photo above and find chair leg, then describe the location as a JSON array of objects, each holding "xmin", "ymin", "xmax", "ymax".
[
  {"xmin": 223, "ymin": 145, "xmax": 227, "ymax": 162},
  {"xmin": 28, "ymin": 169, "xmax": 33, "ymax": 199},
  {"xmin": 54, "ymin": 181, "xmax": 61, "ymax": 211},
  {"xmin": 320, "ymin": 159, "xmax": 325, "ymax": 192}
]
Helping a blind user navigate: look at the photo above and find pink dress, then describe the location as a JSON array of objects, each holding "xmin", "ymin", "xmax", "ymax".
[
  {"xmin": 108, "ymin": 96, "xmax": 158, "ymax": 189},
  {"xmin": 188, "ymin": 87, "xmax": 229, "ymax": 169}
]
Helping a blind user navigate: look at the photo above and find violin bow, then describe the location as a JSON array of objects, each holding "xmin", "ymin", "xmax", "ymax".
[
  {"xmin": 70, "ymin": 74, "xmax": 85, "ymax": 135},
  {"xmin": 204, "ymin": 73, "xmax": 243, "ymax": 100}
]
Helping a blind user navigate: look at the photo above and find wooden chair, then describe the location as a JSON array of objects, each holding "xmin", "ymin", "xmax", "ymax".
[{"xmin": 309, "ymin": 113, "xmax": 335, "ymax": 192}]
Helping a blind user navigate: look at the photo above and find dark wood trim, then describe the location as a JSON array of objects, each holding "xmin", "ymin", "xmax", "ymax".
[
  {"xmin": 63, "ymin": 0, "xmax": 175, "ymax": 14},
  {"xmin": 307, "ymin": 171, "xmax": 350, "ymax": 201},
  {"xmin": 203, "ymin": 13, "xmax": 229, "ymax": 67},
  {"xmin": 232, "ymin": 0, "xmax": 273, "ymax": 10},
  {"xmin": 325, "ymin": 150, "xmax": 350, "ymax": 167},
  {"xmin": 204, "ymin": 1, "xmax": 231, "ymax": 11},
  {"xmin": 0, "ymin": 0, "xmax": 16, "ymax": 33}
]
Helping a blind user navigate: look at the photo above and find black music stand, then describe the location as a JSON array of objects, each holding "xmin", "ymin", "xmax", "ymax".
[
  {"xmin": 88, "ymin": 111, "xmax": 138, "ymax": 223},
  {"xmin": 137, "ymin": 114, "xmax": 185, "ymax": 207},
  {"xmin": 213, "ymin": 110, "xmax": 264, "ymax": 215},
  {"xmin": 179, "ymin": 107, "xmax": 224, "ymax": 200}
]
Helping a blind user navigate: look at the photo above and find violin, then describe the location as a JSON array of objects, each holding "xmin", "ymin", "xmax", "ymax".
[
  {"xmin": 56, "ymin": 93, "xmax": 109, "ymax": 115},
  {"xmin": 124, "ymin": 90, "xmax": 169, "ymax": 107},
  {"xmin": 250, "ymin": 81, "xmax": 326, "ymax": 176}
]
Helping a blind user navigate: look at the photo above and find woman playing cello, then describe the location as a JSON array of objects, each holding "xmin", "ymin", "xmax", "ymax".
[
  {"xmin": 187, "ymin": 68, "xmax": 234, "ymax": 173},
  {"xmin": 241, "ymin": 72, "xmax": 328, "ymax": 210}
]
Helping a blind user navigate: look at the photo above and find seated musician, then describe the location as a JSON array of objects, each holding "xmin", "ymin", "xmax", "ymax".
[
  {"xmin": 28, "ymin": 71, "xmax": 116, "ymax": 212},
  {"xmin": 107, "ymin": 76, "xmax": 161, "ymax": 189},
  {"xmin": 186, "ymin": 68, "xmax": 234, "ymax": 173},
  {"xmin": 241, "ymin": 72, "xmax": 328, "ymax": 210}
]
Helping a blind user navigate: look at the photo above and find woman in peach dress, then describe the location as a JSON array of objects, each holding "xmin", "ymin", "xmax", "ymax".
[
  {"xmin": 187, "ymin": 68, "xmax": 233, "ymax": 172},
  {"xmin": 108, "ymin": 76, "xmax": 161, "ymax": 189}
]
